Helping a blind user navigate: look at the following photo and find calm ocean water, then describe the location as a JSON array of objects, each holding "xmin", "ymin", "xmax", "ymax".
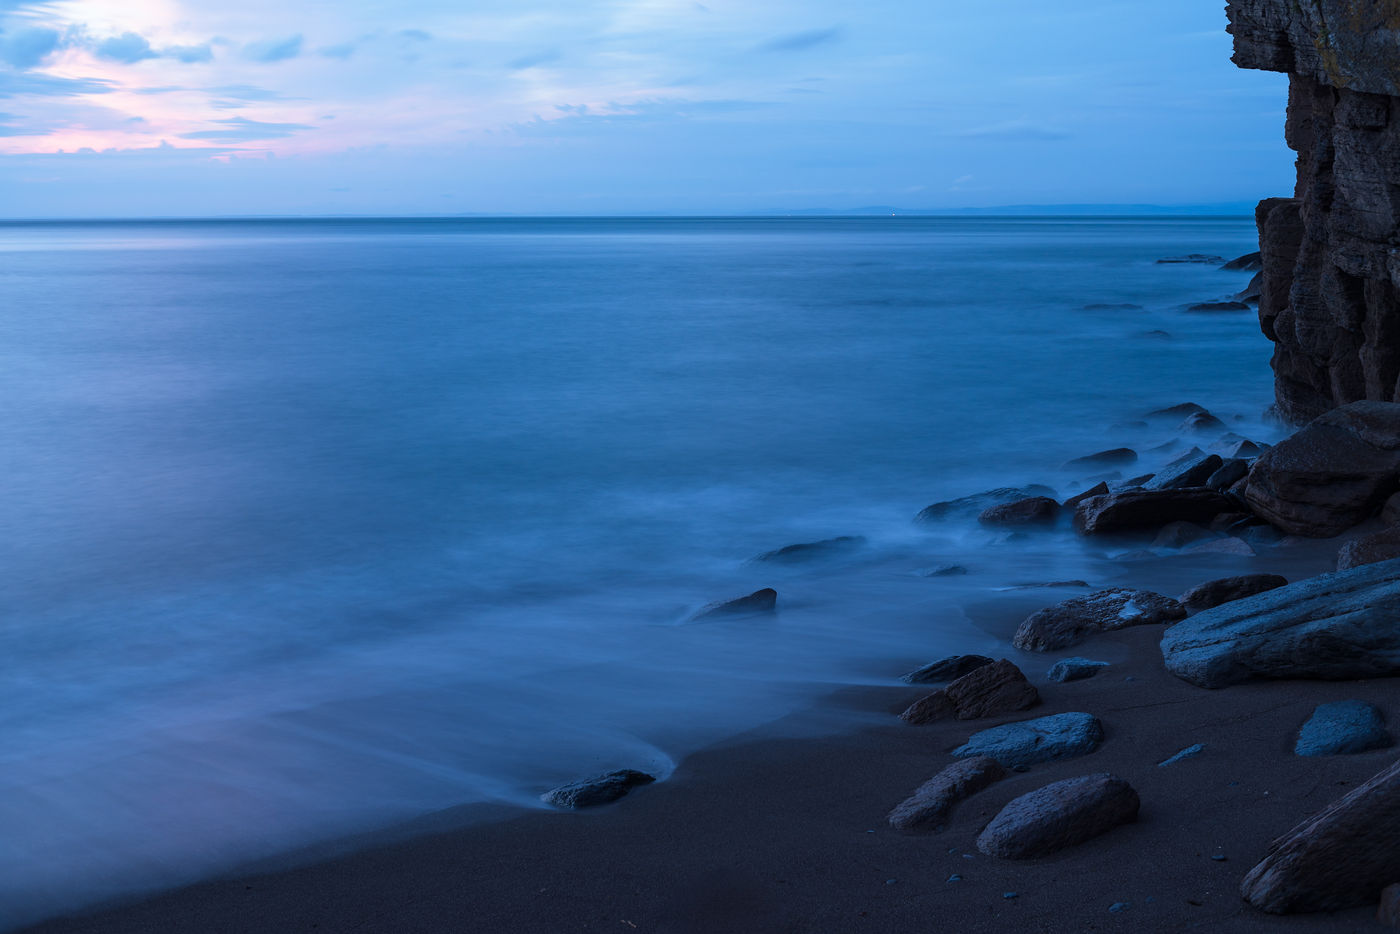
[{"xmin": 0, "ymin": 216, "xmax": 1270, "ymax": 923}]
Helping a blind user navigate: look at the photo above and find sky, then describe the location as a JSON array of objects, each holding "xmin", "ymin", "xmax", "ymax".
[{"xmin": 0, "ymin": 0, "xmax": 1294, "ymax": 216}]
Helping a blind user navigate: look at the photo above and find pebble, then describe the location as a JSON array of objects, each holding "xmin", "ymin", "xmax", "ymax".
[
  {"xmin": 1158, "ymin": 743, "xmax": 1206, "ymax": 767},
  {"xmin": 1003, "ymin": 892, "xmax": 1019, "ymax": 899},
  {"xmin": 1110, "ymin": 902, "xmax": 1130, "ymax": 913},
  {"xmin": 1211, "ymin": 854, "xmax": 1228, "ymax": 862},
  {"xmin": 947, "ymin": 874, "xmax": 962, "ymax": 883},
  {"xmin": 885, "ymin": 879, "xmax": 897, "ymax": 885}
]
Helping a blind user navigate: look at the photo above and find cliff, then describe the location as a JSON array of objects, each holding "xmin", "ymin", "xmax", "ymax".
[{"xmin": 1227, "ymin": 0, "xmax": 1400, "ymax": 423}]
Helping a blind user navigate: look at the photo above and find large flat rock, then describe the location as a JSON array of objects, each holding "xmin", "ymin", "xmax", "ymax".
[
  {"xmin": 1161, "ymin": 558, "xmax": 1400, "ymax": 688},
  {"xmin": 951, "ymin": 712, "xmax": 1104, "ymax": 770}
]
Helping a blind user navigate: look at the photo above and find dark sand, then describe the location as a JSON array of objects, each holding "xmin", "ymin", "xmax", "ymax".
[{"xmin": 21, "ymin": 619, "xmax": 1393, "ymax": 933}]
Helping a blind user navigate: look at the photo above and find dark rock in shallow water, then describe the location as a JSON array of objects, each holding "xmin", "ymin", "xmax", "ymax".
[
  {"xmin": 1235, "ymin": 271, "xmax": 1263, "ymax": 303},
  {"xmin": 1207, "ymin": 458, "xmax": 1249, "ymax": 492},
  {"xmin": 1063, "ymin": 481, "xmax": 1110, "ymax": 510},
  {"xmin": 1074, "ymin": 488, "xmax": 1235, "ymax": 534},
  {"xmin": 1337, "ymin": 526, "xmax": 1400, "ymax": 571},
  {"xmin": 976, "ymin": 773, "xmax": 1139, "ymax": 859},
  {"xmin": 887, "ymin": 756, "xmax": 1006, "ymax": 833},
  {"xmin": 921, "ymin": 564, "xmax": 968, "ymax": 577},
  {"xmin": 1082, "ymin": 302, "xmax": 1143, "ymax": 311},
  {"xmin": 952, "ymin": 712, "xmax": 1104, "ymax": 769},
  {"xmin": 1161, "ymin": 558, "xmax": 1400, "ymax": 687},
  {"xmin": 1187, "ymin": 300, "xmax": 1252, "ymax": 312},
  {"xmin": 1157, "ymin": 254, "xmax": 1225, "ymax": 265},
  {"xmin": 1013, "ymin": 588, "xmax": 1185, "ymax": 651},
  {"xmin": 749, "ymin": 535, "xmax": 865, "ymax": 564},
  {"xmin": 1179, "ymin": 411, "xmax": 1227, "ymax": 434},
  {"xmin": 900, "ymin": 659, "xmax": 1039, "ymax": 724},
  {"xmin": 1146, "ymin": 402, "xmax": 1207, "ymax": 420},
  {"xmin": 1180, "ymin": 574, "xmax": 1288, "ymax": 612},
  {"xmin": 1146, "ymin": 453, "xmax": 1223, "ymax": 491},
  {"xmin": 1046, "ymin": 657, "xmax": 1109, "ymax": 682},
  {"xmin": 1184, "ymin": 536, "xmax": 1255, "ymax": 556},
  {"xmin": 1064, "ymin": 448, "xmax": 1137, "ymax": 470},
  {"xmin": 1153, "ymin": 521, "xmax": 1215, "ymax": 549},
  {"xmin": 1245, "ymin": 401, "xmax": 1400, "ymax": 537},
  {"xmin": 915, "ymin": 485, "xmax": 1057, "ymax": 524},
  {"xmin": 543, "ymin": 769, "xmax": 656, "ymax": 809},
  {"xmin": 978, "ymin": 497, "xmax": 1060, "ymax": 527},
  {"xmin": 690, "ymin": 588, "xmax": 777, "ymax": 621},
  {"xmin": 1295, "ymin": 701, "xmax": 1390, "ymax": 757},
  {"xmin": 902, "ymin": 654, "xmax": 993, "ymax": 684},
  {"xmin": 1222, "ymin": 251, "xmax": 1263, "ymax": 271},
  {"xmin": 1115, "ymin": 473, "xmax": 1155, "ymax": 489},
  {"xmin": 1240, "ymin": 758, "xmax": 1400, "ymax": 914},
  {"xmin": 1231, "ymin": 439, "xmax": 1267, "ymax": 459}
]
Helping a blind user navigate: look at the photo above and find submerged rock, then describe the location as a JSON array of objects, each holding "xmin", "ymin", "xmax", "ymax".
[
  {"xmin": 1161, "ymin": 558, "xmax": 1400, "ymax": 687},
  {"xmin": 1184, "ymin": 536, "xmax": 1256, "ymax": 556},
  {"xmin": 1186, "ymin": 301, "xmax": 1252, "ymax": 312},
  {"xmin": 1082, "ymin": 302, "xmax": 1143, "ymax": 311},
  {"xmin": 1153, "ymin": 521, "xmax": 1215, "ymax": 549},
  {"xmin": 976, "ymin": 773, "xmax": 1139, "ymax": 859},
  {"xmin": 1046, "ymin": 657, "xmax": 1109, "ymax": 682},
  {"xmin": 689, "ymin": 588, "xmax": 777, "ymax": 621},
  {"xmin": 1145, "ymin": 402, "xmax": 1207, "ymax": 420},
  {"xmin": 1240, "ymin": 758, "xmax": 1400, "ymax": 913},
  {"xmin": 1337, "ymin": 526, "xmax": 1400, "ymax": 571},
  {"xmin": 749, "ymin": 535, "xmax": 865, "ymax": 564},
  {"xmin": 1146, "ymin": 453, "xmax": 1223, "ymax": 491},
  {"xmin": 1245, "ymin": 401, "xmax": 1400, "ymax": 537},
  {"xmin": 1157, "ymin": 254, "xmax": 1225, "ymax": 265},
  {"xmin": 1222, "ymin": 251, "xmax": 1263, "ymax": 271},
  {"xmin": 1179, "ymin": 574, "xmax": 1288, "ymax": 612},
  {"xmin": 1063, "ymin": 482, "xmax": 1110, "ymax": 510},
  {"xmin": 902, "ymin": 654, "xmax": 993, "ymax": 684},
  {"xmin": 978, "ymin": 497, "xmax": 1060, "ymax": 527},
  {"xmin": 1179, "ymin": 411, "xmax": 1227, "ymax": 434},
  {"xmin": 887, "ymin": 756, "xmax": 1006, "ymax": 833},
  {"xmin": 1074, "ymin": 488, "xmax": 1235, "ymax": 534},
  {"xmin": 920, "ymin": 563, "xmax": 969, "ymax": 577},
  {"xmin": 1064, "ymin": 448, "xmax": 1138, "ymax": 470},
  {"xmin": 900, "ymin": 659, "xmax": 1039, "ymax": 724},
  {"xmin": 952, "ymin": 712, "xmax": 1104, "ymax": 769},
  {"xmin": 1294, "ymin": 701, "xmax": 1391, "ymax": 757},
  {"xmin": 916, "ymin": 485, "xmax": 1057, "ymax": 524},
  {"xmin": 1013, "ymin": 588, "xmax": 1185, "ymax": 651},
  {"xmin": 542, "ymin": 769, "xmax": 656, "ymax": 809}
]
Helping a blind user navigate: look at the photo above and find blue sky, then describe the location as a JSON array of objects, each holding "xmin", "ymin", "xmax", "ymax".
[{"xmin": 0, "ymin": 0, "xmax": 1292, "ymax": 216}]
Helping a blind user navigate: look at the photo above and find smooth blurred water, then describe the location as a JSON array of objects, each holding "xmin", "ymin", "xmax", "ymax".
[{"xmin": 0, "ymin": 216, "xmax": 1271, "ymax": 924}]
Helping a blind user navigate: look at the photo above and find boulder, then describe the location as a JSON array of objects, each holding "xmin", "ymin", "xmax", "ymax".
[
  {"xmin": 1294, "ymin": 701, "xmax": 1391, "ymax": 757},
  {"xmin": 978, "ymin": 497, "xmax": 1060, "ymax": 527},
  {"xmin": 542, "ymin": 769, "xmax": 656, "ymax": 809},
  {"xmin": 1240, "ymin": 758, "xmax": 1400, "ymax": 913},
  {"xmin": 1180, "ymin": 574, "xmax": 1289, "ymax": 612},
  {"xmin": 1160, "ymin": 558, "xmax": 1400, "ymax": 687},
  {"xmin": 1063, "ymin": 482, "xmax": 1110, "ymax": 510},
  {"xmin": 1337, "ymin": 527, "xmax": 1400, "ymax": 571},
  {"xmin": 1046, "ymin": 657, "xmax": 1109, "ymax": 682},
  {"xmin": 1145, "ymin": 453, "xmax": 1223, "ymax": 491},
  {"xmin": 1245, "ymin": 401, "xmax": 1400, "ymax": 537},
  {"xmin": 1013, "ymin": 588, "xmax": 1186, "ymax": 651},
  {"xmin": 750, "ymin": 535, "xmax": 865, "ymax": 564},
  {"xmin": 900, "ymin": 659, "xmax": 1039, "ymax": 724},
  {"xmin": 1074, "ymin": 488, "xmax": 1235, "ymax": 534},
  {"xmin": 1153, "ymin": 521, "xmax": 1214, "ymax": 549},
  {"xmin": 952, "ymin": 712, "xmax": 1104, "ymax": 769},
  {"xmin": 1145, "ymin": 402, "xmax": 1207, "ymax": 420},
  {"xmin": 1222, "ymin": 251, "xmax": 1263, "ymax": 271},
  {"xmin": 1232, "ymin": 439, "xmax": 1266, "ymax": 459},
  {"xmin": 1186, "ymin": 301, "xmax": 1252, "ymax": 312},
  {"xmin": 1156, "ymin": 254, "xmax": 1224, "ymax": 264},
  {"xmin": 902, "ymin": 654, "xmax": 993, "ymax": 684},
  {"xmin": 690, "ymin": 588, "xmax": 777, "ymax": 621},
  {"xmin": 1207, "ymin": 458, "xmax": 1250, "ymax": 491},
  {"xmin": 1064, "ymin": 448, "xmax": 1137, "ymax": 470},
  {"xmin": 975, "ymin": 773, "xmax": 1139, "ymax": 859},
  {"xmin": 886, "ymin": 756, "xmax": 1006, "ymax": 833},
  {"xmin": 916, "ymin": 485, "xmax": 1058, "ymax": 523}
]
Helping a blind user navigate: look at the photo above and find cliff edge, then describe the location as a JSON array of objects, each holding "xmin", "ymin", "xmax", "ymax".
[{"xmin": 1228, "ymin": 0, "xmax": 1400, "ymax": 423}]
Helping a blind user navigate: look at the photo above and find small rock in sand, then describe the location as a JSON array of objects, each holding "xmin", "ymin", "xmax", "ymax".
[
  {"xmin": 901, "ymin": 654, "xmax": 993, "ymax": 684},
  {"xmin": 543, "ymin": 769, "xmax": 656, "ymax": 809},
  {"xmin": 1012, "ymin": 588, "xmax": 1185, "ymax": 651},
  {"xmin": 1046, "ymin": 657, "xmax": 1109, "ymax": 682},
  {"xmin": 975, "ymin": 773, "xmax": 1139, "ymax": 859},
  {"xmin": 900, "ymin": 659, "xmax": 1039, "ymax": 724},
  {"xmin": 1179, "ymin": 574, "xmax": 1288, "ymax": 612},
  {"xmin": 953, "ymin": 712, "xmax": 1104, "ymax": 769},
  {"xmin": 887, "ymin": 756, "xmax": 1006, "ymax": 833},
  {"xmin": 1295, "ymin": 701, "xmax": 1391, "ymax": 757},
  {"xmin": 1157, "ymin": 743, "xmax": 1206, "ymax": 767}
]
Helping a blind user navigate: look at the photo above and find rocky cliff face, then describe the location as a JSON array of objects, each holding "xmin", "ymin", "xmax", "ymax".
[{"xmin": 1228, "ymin": 1, "xmax": 1400, "ymax": 423}]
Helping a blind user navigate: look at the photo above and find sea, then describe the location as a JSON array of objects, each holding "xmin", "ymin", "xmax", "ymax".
[{"xmin": 0, "ymin": 216, "xmax": 1273, "ymax": 925}]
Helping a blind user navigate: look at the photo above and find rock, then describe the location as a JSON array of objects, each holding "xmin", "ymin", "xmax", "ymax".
[
  {"xmin": 542, "ymin": 769, "xmax": 656, "ymax": 809},
  {"xmin": 1046, "ymin": 657, "xmax": 1109, "ymax": 682},
  {"xmin": 1380, "ymin": 884, "xmax": 1400, "ymax": 928},
  {"xmin": 750, "ymin": 535, "xmax": 865, "ymax": 564},
  {"xmin": 1063, "ymin": 482, "xmax": 1110, "ymax": 510},
  {"xmin": 886, "ymin": 756, "xmax": 1006, "ymax": 833},
  {"xmin": 1235, "ymin": 271, "xmax": 1263, "ymax": 303},
  {"xmin": 1222, "ymin": 251, "xmax": 1263, "ymax": 271},
  {"xmin": 1153, "ymin": 521, "xmax": 1214, "ymax": 549},
  {"xmin": 1160, "ymin": 558, "xmax": 1400, "ymax": 687},
  {"xmin": 1187, "ymin": 300, "xmax": 1252, "ymax": 312},
  {"xmin": 1146, "ymin": 402, "xmax": 1207, "ymax": 420},
  {"xmin": 1141, "ymin": 329, "xmax": 1172, "ymax": 339},
  {"xmin": 1146, "ymin": 453, "xmax": 1223, "ymax": 491},
  {"xmin": 1232, "ymin": 439, "xmax": 1266, "ymax": 459},
  {"xmin": 916, "ymin": 485, "xmax": 1058, "ymax": 524},
  {"xmin": 1184, "ymin": 536, "xmax": 1256, "ymax": 556},
  {"xmin": 1013, "ymin": 588, "xmax": 1185, "ymax": 651},
  {"xmin": 1082, "ymin": 302, "xmax": 1143, "ymax": 311},
  {"xmin": 975, "ymin": 773, "xmax": 1139, "ymax": 859},
  {"xmin": 1245, "ymin": 402, "xmax": 1400, "ymax": 537},
  {"xmin": 978, "ymin": 496, "xmax": 1060, "ymax": 527},
  {"xmin": 690, "ymin": 588, "xmax": 777, "ymax": 621},
  {"xmin": 1074, "ymin": 488, "xmax": 1236, "ymax": 534},
  {"xmin": 902, "ymin": 654, "xmax": 993, "ymax": 684},
  {"xmin": 1337, "ymin": 526, "xmax": 1400, "ymax": 571},
  {"xmin": 1157, "ymin": 743, "xmax": 1206, "ymax": 767},
  {"xmin": 1180, "ymin": 574, "xmax": 1289, "ymax": 612},
  {"xmin": 1156, "ymin": 254, "xmax": 1224, "ymax": 265},
  {"xmin": 1295, "ymin": 701, "xmax": 1391, "ymax": 757},
  {"xmin": 900, "ymin": 659, "xmax": 1039, "ymax": 724},
  {"xmin": 1064, "ymin": 448, "xmax": 1138, "ymax": 470},
  {"xmin": 1179, "ymin": 411, "xmax": 1227, "ymax": 434},
  {"xmin": 921, "ymin": 564, "xmax": 968, "ymax": 577},
  {"xmin": 1240, "ymin": 758, "xmax": 1400, "ymax": 913},
  {"xmin": 952, "ymin": 712, "xmax": 1104, "ymax": 770},
  {"xmin": 1004, "ymin": 580, "xmax": 1090, "ymax": 590},
  {"xmin": 1210, "ymin": 511, "xmax": 1254, "ymax": 531},
  {"xmin": 1207, "ymin": 458, "xmax": 1250, "ymax": 491},
  {"xmin": 1116, "ymin": 473, "xmax": 1155, "ymax": 489}
]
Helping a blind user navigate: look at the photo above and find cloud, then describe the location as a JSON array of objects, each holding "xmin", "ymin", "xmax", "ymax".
[
  {"xmin": 508, "ymin": 49, "xmax": 560, "ymax": 70},
  {"xmin": 0, "ymin": 26, "xmax": 61, "ymax": 69},
  {"xmin": 206, "ymin": 84, "xmax": 284, "ymax": 101},
  {"xmin": 954, "ymin": 119, "xmax": 1070, "ymax": 140},
  {"xmin": 398, "ymin": 29, "xmax": 431, "ymax": 42},
  {"xmin": 758, "ymin": 27, "xmax": 842, "ymax": 53},
  {"xmin": 0, "ymin": 71, "xmax": 113, "ymax": 98},
  {"xmin": 177, "ymin": 115, "xmax": 314, "ymax": 141},
  {"xmin": 243, "ymin": 35, "xmax": 302, "ymax": 63},
  {"xmin": 164, "ymin": 43, "xmax": 214, "ymax": 64},
  {"xmin": 319, "ymin": 42, "xmax": 356, "ymax": 60},
  {"xmin": 515, "ymin": 98, "xmax": 773, "ymax": 136},
  {"xmin": 95, "ymin": 32, "xmax": 157, "ymax": 64}
]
